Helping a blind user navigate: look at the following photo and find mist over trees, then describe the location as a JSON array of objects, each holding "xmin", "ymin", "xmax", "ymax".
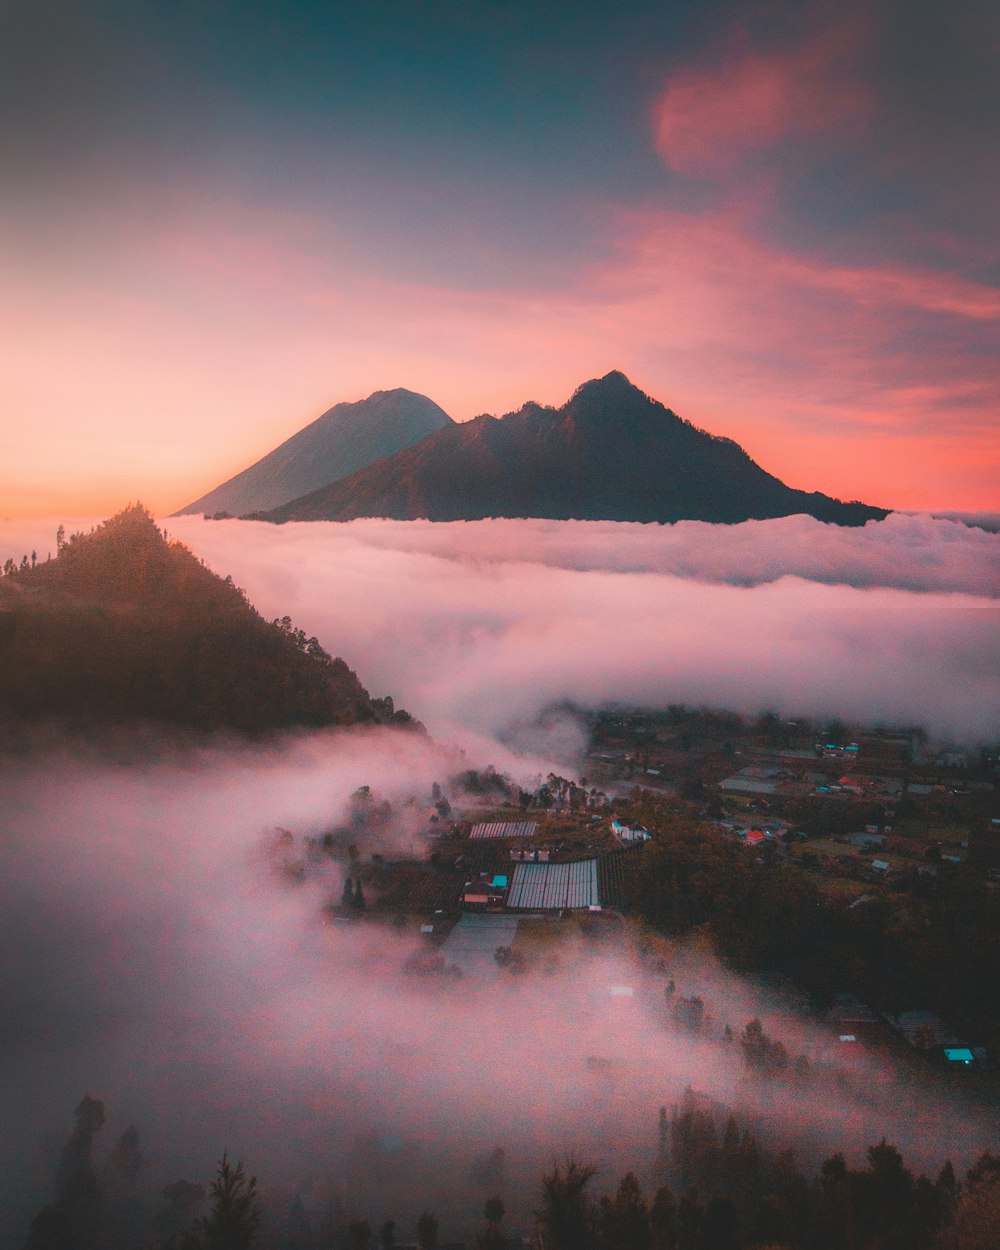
[{"xmin": 19, "ymin": 1092, "xmax": 1000, "ymax": 1249}]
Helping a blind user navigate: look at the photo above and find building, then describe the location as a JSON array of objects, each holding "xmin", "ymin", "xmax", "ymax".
[{"xmin": 461, "ymin": 873, "xmax": 508, "ymax": 910}]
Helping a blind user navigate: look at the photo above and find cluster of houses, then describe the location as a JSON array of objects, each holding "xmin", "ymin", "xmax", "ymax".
[
  {"xmin": 824, "ymin": 995, "xmax": 989, "ymax": 1072},
  {"xmin": 458, "ymin": 816, "xmax": 649, "ymax": 913}
]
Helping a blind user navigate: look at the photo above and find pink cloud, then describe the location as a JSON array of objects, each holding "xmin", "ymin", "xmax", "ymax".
[
  {"xmin": 653, "ymin": 20, "xmax": 875, "ymax": 175},
  {"xmin": 3, "ymin": 165, "xmax": 997, "ymax": 519}
]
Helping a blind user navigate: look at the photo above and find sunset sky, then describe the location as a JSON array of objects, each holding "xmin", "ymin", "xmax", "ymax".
[{"xmin": 3, "ymin": 0, "xmax": 998, "ymax": 517}]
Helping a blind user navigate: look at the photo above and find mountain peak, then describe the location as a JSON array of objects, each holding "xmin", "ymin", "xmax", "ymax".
[
  {"xmin": 0, "ymin": 507, "xmax": 411, "ymax": 734},
  {"xmin": 261, "ymin": 373, "xmax": 888, "ymax": 527},
  {"xmin": 571, "ymin": 370, "xmax": 639, "ymax": 400},
  {"xmin": 174, "ymin": 388, "xmax": 453, "ymax": 516}
]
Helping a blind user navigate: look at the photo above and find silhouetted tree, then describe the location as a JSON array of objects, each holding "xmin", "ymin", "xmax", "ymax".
[
  {"xmin": 480, "ymin": 1196, "xmax": 506, "ymax": 1249},
  {"xmin": 740, "ymin": 1020, "xmax": 788, "ymax": 1075},
  {"xmin": 649, "ymin": 1186, "xmax": 677, "ymax": 1250},
  {"xmin": 676, "ymin": 1188, "xmax": 702, "ymax": 1250},
  {"xmin": 101, "ymin": 1124, "xmax": 145, "ymax": 1245},
  {"xmin": 348, "ymin": 1218, "xmax": 371, "ymax": 1249},
  {"xmin": 599, "ymin": 1173, "xmax": 650, "ymax": 1250},
  {"xmin": 24, "ymin": 1095, "xmax": 106, "ymax": 1250},
  {"xmin": 416, "ymin": 1211, "xmax": 438, "ymax": 1250},
  {"xmin": 152, "ymin": 1179, "xmax": 206, "ymax": 1244},
  {"xmin": 200, "ymin": 1154, "xmax": 260, "ymax": 1249},
  {"xmin": 537, "ymin": 1158, "xmax": 597, "ymax": 1250},
  {"xmin": 701, "ymin": 1197, "xmax": 739, "ymax": 1250}
]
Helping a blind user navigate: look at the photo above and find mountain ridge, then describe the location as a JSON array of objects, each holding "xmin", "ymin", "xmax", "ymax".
[
  {"xmin": 0, "ymin": 505, "xmax": 416, "ymax": 737},
  {"xmin": 259, "ymin": 372, "xmax": 887, "ymax": 527}
]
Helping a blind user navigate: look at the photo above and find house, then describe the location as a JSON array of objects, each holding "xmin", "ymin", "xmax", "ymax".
[
  {"xmin": 611, "ymin": 819, "xmax": 651, "ymax": 844},
  {"xmin": 884, "ymin": 1010, "xmax": 973, "ymax": 1061},
  {"xmin": 461, "ymin": 873, "xmax": 508, "ymax": 911}
]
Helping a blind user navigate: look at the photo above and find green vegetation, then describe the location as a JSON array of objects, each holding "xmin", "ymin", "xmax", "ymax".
[
  {"xmin": 0, "ymin": 505, "xmax": 414, "ymax": 738},
  {"xmin": 619, "ymin": 798, "xmax": 1000, "ymax": 1052}
]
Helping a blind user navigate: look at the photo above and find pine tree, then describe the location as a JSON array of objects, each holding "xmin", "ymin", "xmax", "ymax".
[{"xmin": 200, "ymin": 1154, "xmax": 260, "ymax": 1250}]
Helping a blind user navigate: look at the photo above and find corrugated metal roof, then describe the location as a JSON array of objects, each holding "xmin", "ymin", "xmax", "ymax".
[
  {"xmin": 470, "ymin": 820, "xmax": 538, "ymax": 839},
  {"xmin": 507, "ymin": 859, "xmax": 599, "ymax": 909}
]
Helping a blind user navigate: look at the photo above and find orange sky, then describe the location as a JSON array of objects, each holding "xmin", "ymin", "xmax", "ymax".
[{"xmin": 3, "ymin": 1, "xmax": 997, "ymax": 518}]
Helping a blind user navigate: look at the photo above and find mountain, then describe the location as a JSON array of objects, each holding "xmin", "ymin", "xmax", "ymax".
[
  {"xmin": 0, "ymin": 505, "xmax": 414, "ymax": 736},
  {"xmin": 261, "ymin": 373, "xmax": 888, "ymax": 526},
  {"xmin": 174, "ymin": 388, "xmax": 454, "ymax": 517}
]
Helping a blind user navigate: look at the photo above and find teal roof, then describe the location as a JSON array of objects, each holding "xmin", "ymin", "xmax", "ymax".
[{"xmin": 944, "ymin": 1048, "xmax": 974, "ymax": 1063}]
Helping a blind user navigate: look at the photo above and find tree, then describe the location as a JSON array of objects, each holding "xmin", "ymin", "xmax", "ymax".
[
  {"xmin": 23, "ymin": 1095, "xmax": 107, "ymax": 1250},
  {"xmin": 379, "ymin": 1219, "xmax": 397, "ymax": 1249},
  {"xmin": 700, "ymin": 1197, "xmax": 739, "ymax": 1250},
  {"xmin": 649, "ymin": 1186, "xmax": 677, "ymax": 1250},
  {"xmin": 672, "ymin": 996, "xmax": 704, "ymax": 1032},
  {"xmin": 599, "ymin": 1173, "xmax": 650, "ymax": 1250},
  {"xmin": 480, "ymin": 1197, "xmax": 506, "ymax": 1249},
  {"xmin": 944, "ymin": 1158, "xmax": 1000, "ymax": 1250},
  {"xmin": 537, "ymin": 1158, "xmax": 597, "ymax": 1250},
  {"xmin": 416, "ymin": 1211, "xmax": 439, "ymax": 1249},
  {"xmin": 348, "ymin": 1218, "xmax": 372, "ymax": 1249},
  {"xmin": 740, "ymin": 1020, "xmax": 788, "ymax": 1076},
  {"xmin": 200, "ymin": 1154, "xmax": 260, "ymax": 1250},
  {"xmin": 101, "ymin": 1124, "xmax": 145, "ymax": 1245},
  {"xmin": 676, "ymin": 1189, "xmax": 702, "ymax": 1250},
  {"xmin": 484, "ymin": 1197, "xmax": 505, "ymax": 1228},
  {"xmin": 152, "ymin": 1179, "xmax": 206, "ymax": 1244}
]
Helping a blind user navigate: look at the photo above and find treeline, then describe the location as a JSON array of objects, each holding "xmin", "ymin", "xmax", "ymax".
[
  {"xmin": 19, "ymin": 1093, "xmax": 1000, "ymax": 1249},
  {"xmin": 618, "ymin": 799, "xmax": 1000, "ymax": 1054},
  {"xmin": 0, "ymin": 506, "xmax": 415, "ymax": 737},
  {"xmin": 538, "ymin": 1112, "xmax": 999, "ymax": 1249}
]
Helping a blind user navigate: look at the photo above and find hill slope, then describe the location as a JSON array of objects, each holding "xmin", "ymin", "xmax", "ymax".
[
  {"xmin": 263, "ymin": 373, "xmax": 887, "ymax": 526},
  {"xmin": 0, "ymin": 506, "xmax": 413, "ymax": 735},
  {"xmin": 175, "ymin": 388, "xmax": 454, "ymax": 517}
]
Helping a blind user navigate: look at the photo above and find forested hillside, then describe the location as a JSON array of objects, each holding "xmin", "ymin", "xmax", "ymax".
[{"xmin": 0, "ymin": 506, "xmax": 412, "ymax": 737}]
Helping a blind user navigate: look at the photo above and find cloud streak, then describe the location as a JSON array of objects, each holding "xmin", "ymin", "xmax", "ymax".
[{"xmin": 653, "ymin": 18, "xmax": 874, "ymax": 176}]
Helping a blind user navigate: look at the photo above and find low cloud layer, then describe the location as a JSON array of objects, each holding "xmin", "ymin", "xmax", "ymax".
[
  {"xmin": 153, "ymin": 515, "xmax": 1000, "ymax": 746},
  {"xmin": 2, "ymin": 738, "xmax": 995, "ymax": 1242},
  {"xmin": 3, "ymin": 515, "xmax": 999, "ymax": 1240}
]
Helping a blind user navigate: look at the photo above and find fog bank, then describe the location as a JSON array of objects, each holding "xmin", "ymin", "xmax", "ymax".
[
  {"xmin": 162, "ymin": 516, "xmax": 1000, "ymax": 744},
  {"xmin": 2, "ymin": 736, "xmax": 995, "ymax": 1242}
]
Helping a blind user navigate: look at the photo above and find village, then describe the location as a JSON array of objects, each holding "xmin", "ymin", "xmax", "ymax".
[{"xmin": 290, "ymin": 706, "xmax": 1000, "ymax": 1113}]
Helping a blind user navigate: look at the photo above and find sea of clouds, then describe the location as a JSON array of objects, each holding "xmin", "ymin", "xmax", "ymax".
[
  {"xmin": 2, "ymin": 512, "xmax": 998, "ymax": 1242},
  {"xmin": 158, "ymin": 514, "xmax": 1000, "ymax": 747}
]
